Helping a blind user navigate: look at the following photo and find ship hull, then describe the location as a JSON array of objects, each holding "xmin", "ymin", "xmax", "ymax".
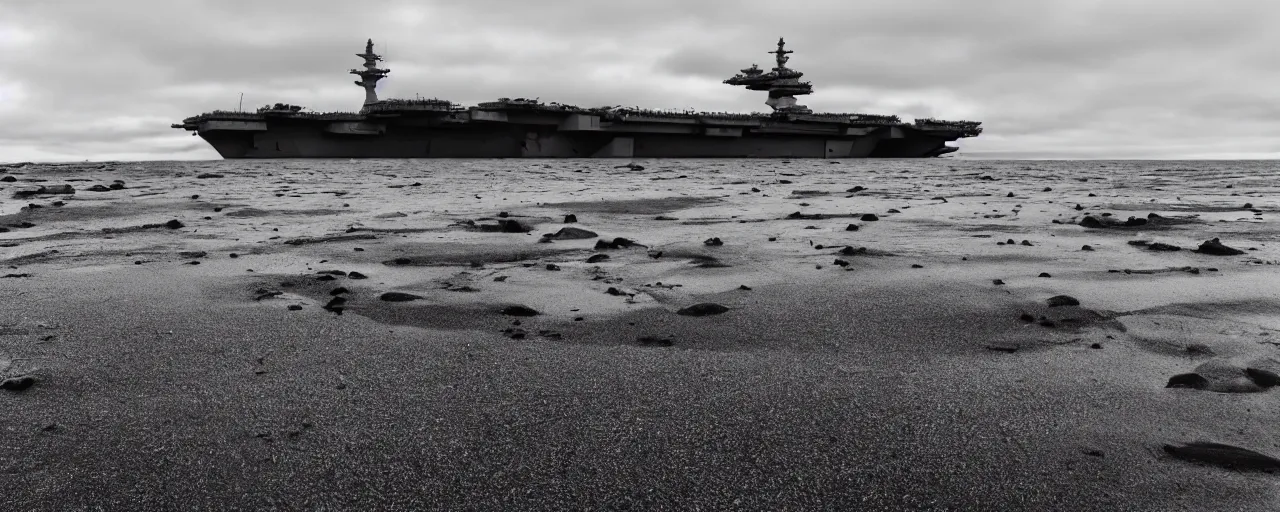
[{"xmin": 196, "ymin": 121, "xmax": 961, "ymax": 159}]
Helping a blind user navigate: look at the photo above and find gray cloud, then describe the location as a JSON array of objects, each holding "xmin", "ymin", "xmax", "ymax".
[{"xmin": 2, "ymin": 0, "xmax": 1278, "ymax": 161}]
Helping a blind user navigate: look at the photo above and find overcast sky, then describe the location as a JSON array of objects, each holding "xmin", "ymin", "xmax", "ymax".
[{"xmin": 2, "ymin": 0, "xmax": 1279, "ymax": 161}]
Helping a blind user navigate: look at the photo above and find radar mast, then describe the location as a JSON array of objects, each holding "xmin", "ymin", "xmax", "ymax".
[
  {"xmin": 723, "ymin": 37, "xmax": 813, "ymax": 114},
  {"xmin": 351, "ymin": 39, "xmax": 390, "ymax": 106}
]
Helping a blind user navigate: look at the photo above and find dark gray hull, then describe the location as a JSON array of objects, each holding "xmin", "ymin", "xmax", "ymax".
[{"xmin": 197, "ymin": 121, "xmax": 961, "ymax": 159}]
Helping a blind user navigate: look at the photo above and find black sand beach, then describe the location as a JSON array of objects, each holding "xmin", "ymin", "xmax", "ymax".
[{"xmin": 2, "ymin": 159, "xmax": 1278, "ymax": 510}]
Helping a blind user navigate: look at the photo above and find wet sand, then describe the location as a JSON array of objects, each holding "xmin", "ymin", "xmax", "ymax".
[{"xmin": 2, "ymin": 159, "xmax": 1278, "ymax": 510}]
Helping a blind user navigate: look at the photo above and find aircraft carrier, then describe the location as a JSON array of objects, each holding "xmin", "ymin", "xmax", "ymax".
[{"xmin": 172, "ymin": 38, "xmax": 982, "ymax": 158}]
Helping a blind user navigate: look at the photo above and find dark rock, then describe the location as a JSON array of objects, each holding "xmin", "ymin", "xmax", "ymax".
[
  {"xmin": 13, "ymin": 184, "xmax": 75, "ymax": 198},
  {"xmin": 992, "ymin": 279, "xmax": 1005, "ymax": 285},
  {"xmin": 317, "ymin": 270, "xmax": 347, "ymax": 276},
  {"xmin": 109, "ymin": 182, "xmax": 125, "ymax": 190},
  {"xmin": 1019, "ymin": 313, "xmax": 1035, "ymax": 322},
  {"xmin": 1147, "ymin": 242, "xmax": 1181, "ymax": 251},
  {"xmin": 1007, "ymin": 192, "xmax": 1015, "ymax": 197},
  {"xmin": 0, "ymin": 375, "xmax": 36, "ymax": 391},
  {"xmin": 87, "ymin": 184, "xmax": 111, "ymax": 192},
  {"xmin": 1047, "ymin": 295, "xmax": 1080, "ymax": 307},
  {"xmin": 348, "ymin": 271, "xmax": 367, "ymax": 279},
  {"xmin": 563, "ymin": 214, "xmax": 577, "ymax": 223},
  {"xmin": 845, "ymin": 224, "xmax": 859, "ymax": 231},
  {"xmin": 190, "ymin": 195, "xmax": 200, "ymax": 199},
  {"xmin": 1020, "ymin": 240, "xmax": 1034, "ymax": 246},
  {"xmin": 545, "ymin": 264, "xmax": 561, "ymax": 271},
  {"xmin": 638, "ymin": 336, "xmax": 674, "ymax": 347},
  {"xmin": 547, "ymin": 227, "xmax": 598, "ymax": 240},
  {"xmin": 497, "ymin": 219, "xmax": 529, "ymax": 233},
  {"xmin": 860, "ymin": 214, "xmax": 879, "ymax": 222},
  {"xmin": 330, "ymin": 287, "xmax": 349, "ymax": 296},
  {"xmin": 1194, "ymin": 238, "xmax": 1245, "ymax": 256},
  {"xmin": 287, "ymin": 304, "xmax": 303, "ymax": 311},
  {"xmin": 1166, "ymin": 373, "xmax": 1209, "ymax": 389},
  {"xmin": 1242, "ymin": 203, "xmax": 1253, "ymax": 209},
  {"xmin": 786, "ymin": 211, "xmax": 823, "ymax": 220},
  {"xmin": 501, "ymin": 305, "xmax": 540, "ymax": 317},
  {"xmin": 1082, "ymin": 245, "xmax": 1094, "ymax": 251},
  {"xmin": 1038, "ymin": 272, "xmax": 1052, "ymax": 278},
  {"xmin": 1043, "ymin": 187, "xmax": 1052, "ymax": 192},
  {"xmin": 196, "ymin": 173, "xmax": 225, "ymax": 179},
  {"xmin": 1162, "ymin": 442, "xmax": 1280, "ymax": 472},
  {"xmin": 605, "ymin": 287, "xmax": 626, "ymax": 296},
  {"xmin": 1090, "ymin": 343, "xmax": 1103, "ymax": 349},
  {"xmin": 703, "ymin": 237, "xmax": 724, "ymax": 246},
  {"xmin": 1245, "ymin": 368, "xmax": 1280, "ymax": 388},
  {"xmin": 594, "ymin": 237, "xmax": 639, "ymax": 250},
  {"xmin": 654, "ymin": 215, "xmax": 678, "ymax": 221},
  {"xmin": 164, "ymin": 219, "xmax": 184, "ymax": 229},
  {"xmin": 1185, "ymin": 344, "xmax": 1214, "ymax": 356},
  {"xmin": 323, "ymin": 296, "xmax": 347, "ymax": 311},
  {"xmin": 846, "ymin": 186, "xmax": 866, "ymax": 193},
  {"xmin": 586, "ymin": 254, "xmax": 610, "ymax": 263},
  {"xmin": 1079, "ymin": 216, "xmax": 1108, "ymax": 229},
  {"xmin": 178, "ymin": 251, "xmax": 207, "ymax": 259},
  {"xmin": 768, "ymin": 237, "xmax": 777, "ymax": 242},
  {"xmin": 833, "ymin": 259, "xmax": 849, "ymax": 267},
  {"xmin": 498, "ymin": 212, "xmax": 509, "ymax": 218},
  {"xmin": 739, "ymin": 285, "xmax": 752, "ymax": 291},
  {"xmin": 677, "ymin": 303, "xmax": 729, "ymax": 316},
  {"xmin": 911, "ymin": 264, "xmax": 924, "ymax": 268},
  {"xmin": 379, "ymin": 292, "xmax": 423, "ymax": 302},
  {"xmin": 0, "ymin": 176, "xmax": 14, "ymax": 182}
]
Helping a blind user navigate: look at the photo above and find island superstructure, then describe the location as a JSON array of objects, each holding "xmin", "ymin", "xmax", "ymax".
[{"xmin": 173, "ymin": 38, "xmax": 982, "ymax": 158}]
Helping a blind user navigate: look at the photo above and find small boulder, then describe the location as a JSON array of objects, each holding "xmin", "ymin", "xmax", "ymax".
[
  {"xmin": 676, "ymin": 303, "xmax": 729, "ymax": 317},
  {"xmin": 586, "ymin": 254, "xmax": 610, "ymax": 263},
  {"xmin": 1194, "ymin": 238, "xmax": 1244, "ymax": 256},
  {"xmin": 196, "ymin": 173, "xmax": 225, "ymax": 179},
  {"xmin": 1147, "ymin": 242, "xmax": 1181, "ymax": 251},
  {"xmin": 547, "ymin": 227, "xmax": 598, "ymax": 240},
  {"xmin": 860, "ymin": 214, "xmax": 879, "ymax": 222},
  {"xmin": 379, "ymin": 292, "xmax": 423, "ymax": 302},
  {"xmin": 563, "ymin": 214, "xmax": 578, "ymax": 223},
  {"xmin": 1245, "ymin": 368, "xmax": 1280, "ymax": 388},
  {"xmin": 87, "ymin": 184, "xmax": 111, "ymax": 192},
  {"xmin": 1047, "ymin": 295, "xmax": 1080, "ymax": 307},
  {"xmin": 1166, "ymin": 373, "xmax": 1209, "ymax": 389},
  {"xmin": 0, "ymin": 375, "xmax": 36, "ymax": 391},
  {"xmin": 501, "ymin": 305, "xmax": 540, "ymax": 317}
]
